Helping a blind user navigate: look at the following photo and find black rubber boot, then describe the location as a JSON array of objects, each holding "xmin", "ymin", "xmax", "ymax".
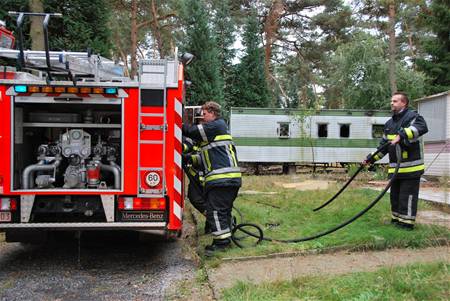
[
  {"xmin": 395, "ymin": 221, "xmax": 414, "ymax": 231},
  {"xmin": 205, "ymin": 238, "xmax": 231, "ymax": 257},
  {"xmin": 204, "ymin": 221, "xmax": 212, "ymax": 235}
]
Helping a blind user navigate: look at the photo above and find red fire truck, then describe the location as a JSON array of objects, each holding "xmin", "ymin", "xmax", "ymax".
[{"xmin": 0, "ymin": 13, "xmax": 190, "ymax": 242}]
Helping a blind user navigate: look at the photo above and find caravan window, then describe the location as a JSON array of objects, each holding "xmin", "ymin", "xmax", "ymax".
[
  {"xmin": 318, "ymin": 123, "xmax": 328, "ymax": 138},
  {"xmin": 372, "ymin": 124, "xmax": 384, "ymax": 138},
  {"xmin": 278, "ymin": 122, "xmax": 290, "ymax": 138},
  {"xmin": 339, "ymin": 124, "xmax": 350, "ymax": 138}
]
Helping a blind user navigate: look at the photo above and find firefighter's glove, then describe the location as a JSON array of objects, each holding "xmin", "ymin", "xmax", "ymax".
[{"xmin": 363, "ymin": 153, "xmax": 375, "ymax": 165}]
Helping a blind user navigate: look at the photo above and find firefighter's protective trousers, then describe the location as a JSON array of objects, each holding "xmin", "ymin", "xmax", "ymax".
[
  {"xmin": 369, "ymin": 108, "xmax": 428, "ymax": 226},
  {"xmin": 183, "ymin": 118, "xmax": 241, "ymax": 239},
  {"xmin": 390, "ymin": 178, "xmax": 420, "ymax": 225}
]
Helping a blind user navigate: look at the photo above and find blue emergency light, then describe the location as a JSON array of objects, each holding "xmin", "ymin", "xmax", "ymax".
[
  {"xmin": 104, "ymin": 87, "xmax": 117, "ymax": 94},
  {"xmin": 14, "ymin": 85, "xmax": 27, "ymax": 93}
]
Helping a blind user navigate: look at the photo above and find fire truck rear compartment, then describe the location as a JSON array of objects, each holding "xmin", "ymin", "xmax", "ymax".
[{"xmin": 13, "ymin": 101, "xmax": 122, "ymax": 190}]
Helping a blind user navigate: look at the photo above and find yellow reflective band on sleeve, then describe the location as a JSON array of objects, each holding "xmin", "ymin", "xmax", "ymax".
[
  {"xmin": 214, "ymin": 134, "xmax": 232, "ymax": 141},
  {"xmin": 205, "ymin": 172, "xmax": 242, "ymax": 182},
  {"xmin": 183, "ymin": 144, "xmax": 188, "ymax": 153},
  {"xmin": 388, "ymin": 164, "xmax": 424, "ymax": 173},
  {"xmin": 229, "ymin": 145, "xmax": 238, "ymax": 166},
  {"xmin": 373, "ymin": 154, "xmax": 382, "ymax": 161},
  {"xmin": 402, "ymin": 151, "xmax": 408, "ymax": 159},
  {"xmin": 404, "ymin": 128, "xmax": 414, "ymax": 139},
  {"xmin": 188, "ymin": 168, "xmax": 196, "ymax": 177},
  {"xmin": 387, "ymin": 134, "xmax": 397, "ymax": 140},
  {"xmin": 204, "ymin": 150, "xmax": 212, "ymax": 172}
]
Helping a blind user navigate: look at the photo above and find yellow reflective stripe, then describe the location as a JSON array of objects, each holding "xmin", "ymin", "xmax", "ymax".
[
  {"xmin": 404, "ymin": 128, "xmax": 414, "ymax": 139},
  {"xmin": 391, "ymin": 215, "xmax": 399, "ymax": 220},
  {"xmin": 183, "ymin": 144, "xmax": 188, "ymax": 153},
  {"xmin": 205, "ymin": 172, "xmax": 242, "ymax": 182},
  {"xmin": 387, "ymin": 134, "xmax": 397, "ymax": 140},
  {"xmin": 229, "ymin": 145, "xmax": 238, "ymax": 166},
  {"xmin": 397, "ymin": 217, "xmax": 415, "ymax": 224},
  {"xmin": 204, "ymin": 150, "xmax": 212, "ymax": 171},
  {"xmin": 214, "ymin": 134, "xmax": 232, "ymax": 141},
  {"xmin": 388, "ymin": 164, "xmax": 424, "ymax": 173},
  {"xmin": 402, "ymin": 151, "xmax": 408, "ymax": 159},
  {"xmin": 192, "ymin": 155, "xmax": 198, "ymax": 165},
  {"xmin": 215, "ymin": 232, "xmax": 231, "ymax": 239},
  {"xmin": 188, "ymin": 168, "xmax": 196, "ymax": 176},
  {"xmin": 373, "ymin": 154, "xmax": 382, "ymax": 161}
]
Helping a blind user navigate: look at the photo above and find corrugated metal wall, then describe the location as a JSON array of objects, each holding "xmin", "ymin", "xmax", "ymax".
[
  {"xmin": 417, "ymin": 92, "xmax": 450, "ymax": 177},
  {"xmin": 418, "ymin": 95, "xmax": 447, "ymax": 142}
]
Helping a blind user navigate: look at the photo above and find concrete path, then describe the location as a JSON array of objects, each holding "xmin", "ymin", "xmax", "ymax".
[{"xmin": 208, "ymin": 246, "xmax": 449, "ymax": 295}]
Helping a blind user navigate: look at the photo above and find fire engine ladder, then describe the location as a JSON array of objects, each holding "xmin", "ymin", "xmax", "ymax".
[
  {"xmin": 138, "ymin": 59, "xmax": 168, "ymax": 198},
  {"xmin": 3, "ymin": 11, "xmax": 125, "ymax": 82},
  {"xmin": 0, "ymin": 48, "xmax": 125, "ymax": 82}
]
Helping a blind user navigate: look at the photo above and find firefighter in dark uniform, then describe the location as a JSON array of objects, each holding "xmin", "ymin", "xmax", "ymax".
[
  {"xmin": 365, "ymin": 92, "xmax": 428, "ymax": 230},
  {"xmin": 183, "ymin": 137, "xmax": 206, "ymax": 214},
  {"xmin": 183, "ymin": 101, "xmax": 241, "ymax": 255}
]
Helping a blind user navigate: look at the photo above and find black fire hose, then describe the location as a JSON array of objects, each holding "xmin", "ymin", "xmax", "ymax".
[
  {"xmin": 183, "ymin": 144, "xmax": 401, "ymax": 248},
  {"xmin": 313, "ymin": 141, "xmax": 391, "ymax": 212}
]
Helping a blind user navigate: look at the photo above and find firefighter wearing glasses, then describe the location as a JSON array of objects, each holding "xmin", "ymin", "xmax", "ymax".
[
  {"xmin": 183, "ymin": 101, "xmax": 241, "ymax": 255},
  {"xmin": 365, "ymin": 92, "xmax": 428, "ymax": 230}
]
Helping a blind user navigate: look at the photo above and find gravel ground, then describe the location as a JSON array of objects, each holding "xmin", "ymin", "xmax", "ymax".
[{"xmin": 0, "ymin": 230, "xmax": 197, "ymax": 301}]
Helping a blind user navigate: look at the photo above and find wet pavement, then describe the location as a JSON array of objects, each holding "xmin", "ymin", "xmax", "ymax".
[{"xmin": 0, "ymin": 231, "xmax": 196, "ymax": 301}]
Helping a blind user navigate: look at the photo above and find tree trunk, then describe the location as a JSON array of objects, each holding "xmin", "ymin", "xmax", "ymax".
[
  {"xmin": 130, "ymin": 0, "xmax": 138, "ymax": 79},
  {"xmin": 150, "ymin": 0, "xmax": 164, "ymax": 58},
  {"xmin": 29, "ymin": 0, "xmax": 44, "ymax": 50},
  {"xmin": 263, "ymin": 0, "xmax": 284, "ymax": 105},
  {"xmin": 388, "ymin": 3, "xmax": 397, "ymax": 94}
]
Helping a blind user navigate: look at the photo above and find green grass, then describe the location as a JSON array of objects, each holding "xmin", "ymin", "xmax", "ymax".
[
  {"xmin": 221, "ymin": 262, "xmax": 450, "ymax": 301},
  {"xmin": 195, "ymin": 175, "xmax": 450, "ymax": 260}
]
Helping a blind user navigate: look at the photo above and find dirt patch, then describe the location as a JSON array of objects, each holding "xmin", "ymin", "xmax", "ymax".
[
  {"xmin": 417, "ymin": 210, "xmax": 450, "ymax": 229},
  {"xmin": 276, "ymin": 180, "xmax": 336, "ymax": 191},
  {"xmin": 208, "ymin": 246, "xmax": 450, "ymax": 294},
  {"xmin": 239, "ymin": 190, "xmax": 278, "ymax": 195}
]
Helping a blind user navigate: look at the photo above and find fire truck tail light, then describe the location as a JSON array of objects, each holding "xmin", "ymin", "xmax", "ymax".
[
  {"xmin": 14, "ymin": 85, "xmax": 27, "ymax": 93},
  {"xmin": 118, "ymin": 197, "xmax": 165, "ymax": 210},
  {"xmin": 0, "ymin": 198, "xmax": 17, "ymax": 211}
]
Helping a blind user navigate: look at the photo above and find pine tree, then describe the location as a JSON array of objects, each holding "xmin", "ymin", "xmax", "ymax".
[
  {"xmin": 180, "ymin": 0, "xmax": 223, "ymax": 106},
  {"xmin": 232, "ymin": 9, "xmax": 269, "ymax": 108},
  {"xmin": 211, "ymin": 0, "xmax": 236, "ymax": 110},
  {"xmin": 44, "ymin": 0, "xmax": 113, "ymax": 58},
  {"xmin": 416, "ymin": 0, "xmax": 450, "ymax": 94}
]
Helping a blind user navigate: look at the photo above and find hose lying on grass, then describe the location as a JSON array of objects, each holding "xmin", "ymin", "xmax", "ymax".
[{"xmin": 184, "ymin": 144, "xmax": 401, "ymax": 248}]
